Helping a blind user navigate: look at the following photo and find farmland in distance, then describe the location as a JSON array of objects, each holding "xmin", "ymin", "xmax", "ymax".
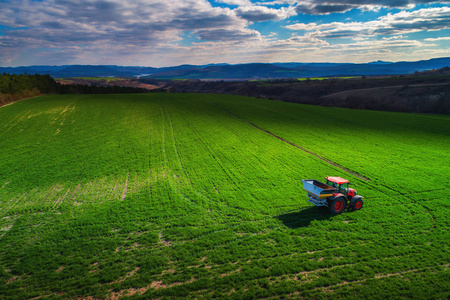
[{"xmin": 0, "ymin": 93, "xmax": 449, "ymax": 299}]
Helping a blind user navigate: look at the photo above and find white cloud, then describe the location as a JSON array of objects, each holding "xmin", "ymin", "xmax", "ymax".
[
  {"xmin": 235, "ymin": 5, "xmax": 296, "ymax": 21},
  {"xmin": 269, "ymin": 33, "xmax": 329, "ymax": 48},
  {"xmin": 255, "ymin": 0, "xmax": 298, "ymax": 5},
  {"xmin": 424, "ymin": 37, "xmax": 450, "ymax": 41},
  {"xmin": 286, "ymin": 22, "xmax": 342, "ymax": 31},
  {"xmin": 287, "ymin": 7, "xmax": 450, "ymax": 39},
  {"xmin": 285, "ymin": 23, "xmax": 315, "ymax": 30},
  {"xmin": 215, "ymin": 0, "xmax": 252, "ymax": 5}
]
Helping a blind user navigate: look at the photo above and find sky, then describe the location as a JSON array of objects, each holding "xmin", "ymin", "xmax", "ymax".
[{"xmin": 0, "ymin": 0, "xmax": 449, "ymax": 67}]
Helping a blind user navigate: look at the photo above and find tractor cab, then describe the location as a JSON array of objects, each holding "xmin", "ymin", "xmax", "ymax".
[{"xmin": 326, "ymin": 176, "xmax": 357, "ymax": 198}]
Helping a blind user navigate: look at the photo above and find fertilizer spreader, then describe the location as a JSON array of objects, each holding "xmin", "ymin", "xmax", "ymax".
[{"xmin": 302, "ymin": 176, "xmax": 363, "ymax": 214}]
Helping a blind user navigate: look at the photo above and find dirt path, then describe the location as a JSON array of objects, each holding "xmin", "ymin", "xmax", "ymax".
[{"xmin": 211, "ymin": 103, "xmax": 370, "ymax": 181}]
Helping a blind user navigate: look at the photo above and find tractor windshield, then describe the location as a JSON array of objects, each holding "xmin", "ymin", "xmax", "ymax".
[
  {"xmin": 338, "ymin": 183, "xmax": 348, "ymax": 194},
  {"xmin": 326, "ymin": 180, "xmax": 337, "ymax": 189}
]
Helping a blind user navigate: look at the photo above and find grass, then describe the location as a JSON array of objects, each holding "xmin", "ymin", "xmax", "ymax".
[{"xmin": 0, "ymin": 93, "xmax": 449, "ymax": 299}]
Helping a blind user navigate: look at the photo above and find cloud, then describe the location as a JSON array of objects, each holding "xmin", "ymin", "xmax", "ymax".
[
  {"xmin": 334, "ymin": 38, "xmax": 427, "ymax": 51},
  {"xmin": 252, "ymin": 0, "xmax": 450, "ymax": 16},
  {"xmin": 215, "ymin": 0, "xmax": 252, "ymax": 5},
  {"xmin": 0, "ymin": 0, "xmax": 448, "ymax": 67},
  {"xmin": 286, "ymin": 22, "xmax": 341, "ymax": 31},
  {"xmin": 424, "ymin": 36, "xmax": 450, "ymax": 41},
  {"xmin": 293, "ymin": 0, "xmax": 450, "ymax": 15},
  {"xmin": 254, "ymin": 0, "xmax": 298, "ymax": 5},
  {"xmin": 0, "ymin": 0, "xmax": 259, "ymax": 65},
  {"xmin": 296, "ymin": 3, "xmax": 355, "ymax": 15},
  {"xmin": 195, "ymin": 28, "xmax": 261, "ymax": 41},
  {"xmin": 0, "ymin": 0, "xmax": 246, "ymax": 33},
  {"xmin": 268, "ymin": 33, "xmax": 329, "ymax": 48},
  {"xmin": 235, "ymin": 5, "xmax": 295, "ymax": 21},
  {"xmin": 287, "ymin": 7, "xmax": 450, "ymax": 38},
  {"xmin": 257, "ymin": 0, "xmax": 450, "ymax": 15}
]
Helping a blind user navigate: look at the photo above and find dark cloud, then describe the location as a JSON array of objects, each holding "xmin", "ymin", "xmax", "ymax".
[
  {"xmin": 195, "ymin": 28, "xmax": 260, "ymax": 41},
  {"xmin": 294, "ymin": 0, "xmax": 450, "ymax": 15},
  {"xmin": 318, "ymin": 30, "xmax": 361, "ymax": 39},
  {"xmin": 94, "ymin": 0, "xmax": 119, "ymax": 10},
  {"xmin": 236, "ymin": 6, "xmax": 287, "ymax": 21},
  {"xmin": 296, "ymin": 4, "xmax": 354, "ymax": 15},
  {"xmin": 40, "ymin": 21, "xmax": 67, "ymax": 29},
  {"xmin": 171, "ymin": 13, "xmax": 240, "ymax": 30},
  {"xmin": 324, "ymin": 0, "xmax": 409, "ymax": 5},
  {"xmin": 53, "ymin": 0, "xmax": 124, "ymax": 23},
  {"xmin": 236, "ymin": 10, "xmax": 280, "ymax": 21}
]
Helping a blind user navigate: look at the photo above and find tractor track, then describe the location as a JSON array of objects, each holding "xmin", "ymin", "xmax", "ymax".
[
  {"xmin": 211, "ymin": 103, "xmax": 370, "ymax": 181},
  {"xmin": 121, "ymin": 173, "xmax": 129, "ymax": 201}
]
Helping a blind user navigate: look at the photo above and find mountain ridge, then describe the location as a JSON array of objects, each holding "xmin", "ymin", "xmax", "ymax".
[{"xmin": 1, "ymin": 57, "xmax": 449, "ymax": 79}]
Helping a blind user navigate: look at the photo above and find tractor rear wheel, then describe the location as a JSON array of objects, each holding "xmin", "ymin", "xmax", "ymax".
[
  {"xmin": 352, "ymin": 198, "xmax": 363, "ymax": 211},
  {"xmin": 329, "ymin": 197, "xmax": 346, "ymax": 214}
]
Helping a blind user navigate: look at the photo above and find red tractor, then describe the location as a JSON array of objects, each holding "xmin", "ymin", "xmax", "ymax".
[{"xmin": 302, "ymin": 176, "xmax": 363, "ymax": 214}]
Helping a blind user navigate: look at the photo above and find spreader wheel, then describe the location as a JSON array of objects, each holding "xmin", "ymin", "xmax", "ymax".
[
  {"xmin": 329, "ymin": 197, "xmax": 347, "ymax": 215},
  {"xmin": 352, "ymin": 198, "xmax": 363, "ymax": 211}
]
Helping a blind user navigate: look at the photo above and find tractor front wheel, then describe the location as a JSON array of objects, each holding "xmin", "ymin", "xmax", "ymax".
[
  {"xmin": 329, "ymin": 197, "xmax": 347, "ymax": 214},
  {"xmin": 352, "ymin": 198, "xmax": 363, "ymax": 211}
]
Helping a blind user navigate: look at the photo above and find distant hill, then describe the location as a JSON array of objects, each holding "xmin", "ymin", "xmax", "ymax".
[
  {"xmin": 166, "ymin": 66, "xmax": 450, "ymax": 114},
  {"xmin": 1, "ymin": 57, "xmax": 449, "ymax": 79},
  {"xmin": 412, "ymin": 66, "xmax": 450, "ymax": 77}
]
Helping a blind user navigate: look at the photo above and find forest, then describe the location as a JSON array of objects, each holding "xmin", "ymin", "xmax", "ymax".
[{"xmin": 0, "ymin": 73, "xmax": 151, "ymax": 107}]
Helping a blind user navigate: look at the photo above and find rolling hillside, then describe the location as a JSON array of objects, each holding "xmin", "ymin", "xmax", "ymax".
[
  {"xmin": 1, "ymin": 57, "xmax": 449, "ymax": 79},
  {"xmin": 0, "ymin": 94, "xmax": 449, "ymax": 299}
]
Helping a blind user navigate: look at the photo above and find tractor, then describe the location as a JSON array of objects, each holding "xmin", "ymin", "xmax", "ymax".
[{"xmin": 302, "ymin": 176, "xmax": 363, "ymax": 214}]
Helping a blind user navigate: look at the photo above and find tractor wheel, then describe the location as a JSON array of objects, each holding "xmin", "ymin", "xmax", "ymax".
[
  {"xmin": 352, "ymin": 198, "xmax": 363, "ymax": 211},
  {"xmin": 329, "ymin": 197, "xmax": 347, "ymax": 214}
]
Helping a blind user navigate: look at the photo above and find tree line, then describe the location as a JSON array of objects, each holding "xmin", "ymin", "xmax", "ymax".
[
  {"xmin": 0, "ymin": 73, "xmax": 59, "ymax": 95},
  {"xmin": 0, "ymin": 73, "xmax": 159, "ymax": 107}
]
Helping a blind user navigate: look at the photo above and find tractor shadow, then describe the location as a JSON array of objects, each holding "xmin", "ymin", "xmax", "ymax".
[{"xmin": 275, "ymin": 206, "xmax": 333, "ymax": 229}]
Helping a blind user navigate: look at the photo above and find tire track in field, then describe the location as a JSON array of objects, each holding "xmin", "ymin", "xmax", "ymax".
[
  {"xmin": 163, "ymin": 103, "xmax": 225, "ymax": 212},
  {"xmin": 121, "ymin": 173, "xmax": 129, "ymax": 201},
  {"xmin": 368, "ymin": 181, "xmax": 436, "ymax": 231},
  {"xmin": 162, "ymin": 103, "xmax": 192, "ymax": 187},
  {"xmin": 157, "ymin": 100, "xmax": 200, "ymax": 209},
  {"xmin": 313, "ymin": 264, "xmax": 450, "ymax": 294},
  {"xmin": 210, "ymin": 103, "xmax": 370, "ymax": 181},
  {"xmin": 148, "ymin": 106, "xmax": 153, "ymax": 197},
  {"xmin": 164, "ymin": 102, "xmax": 263, "ymax": 216}
]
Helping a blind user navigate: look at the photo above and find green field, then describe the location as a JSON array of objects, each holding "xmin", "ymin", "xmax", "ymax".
[{"xmin": 0, "ymin": 93, "xmax": 449, "ymax": 299}]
